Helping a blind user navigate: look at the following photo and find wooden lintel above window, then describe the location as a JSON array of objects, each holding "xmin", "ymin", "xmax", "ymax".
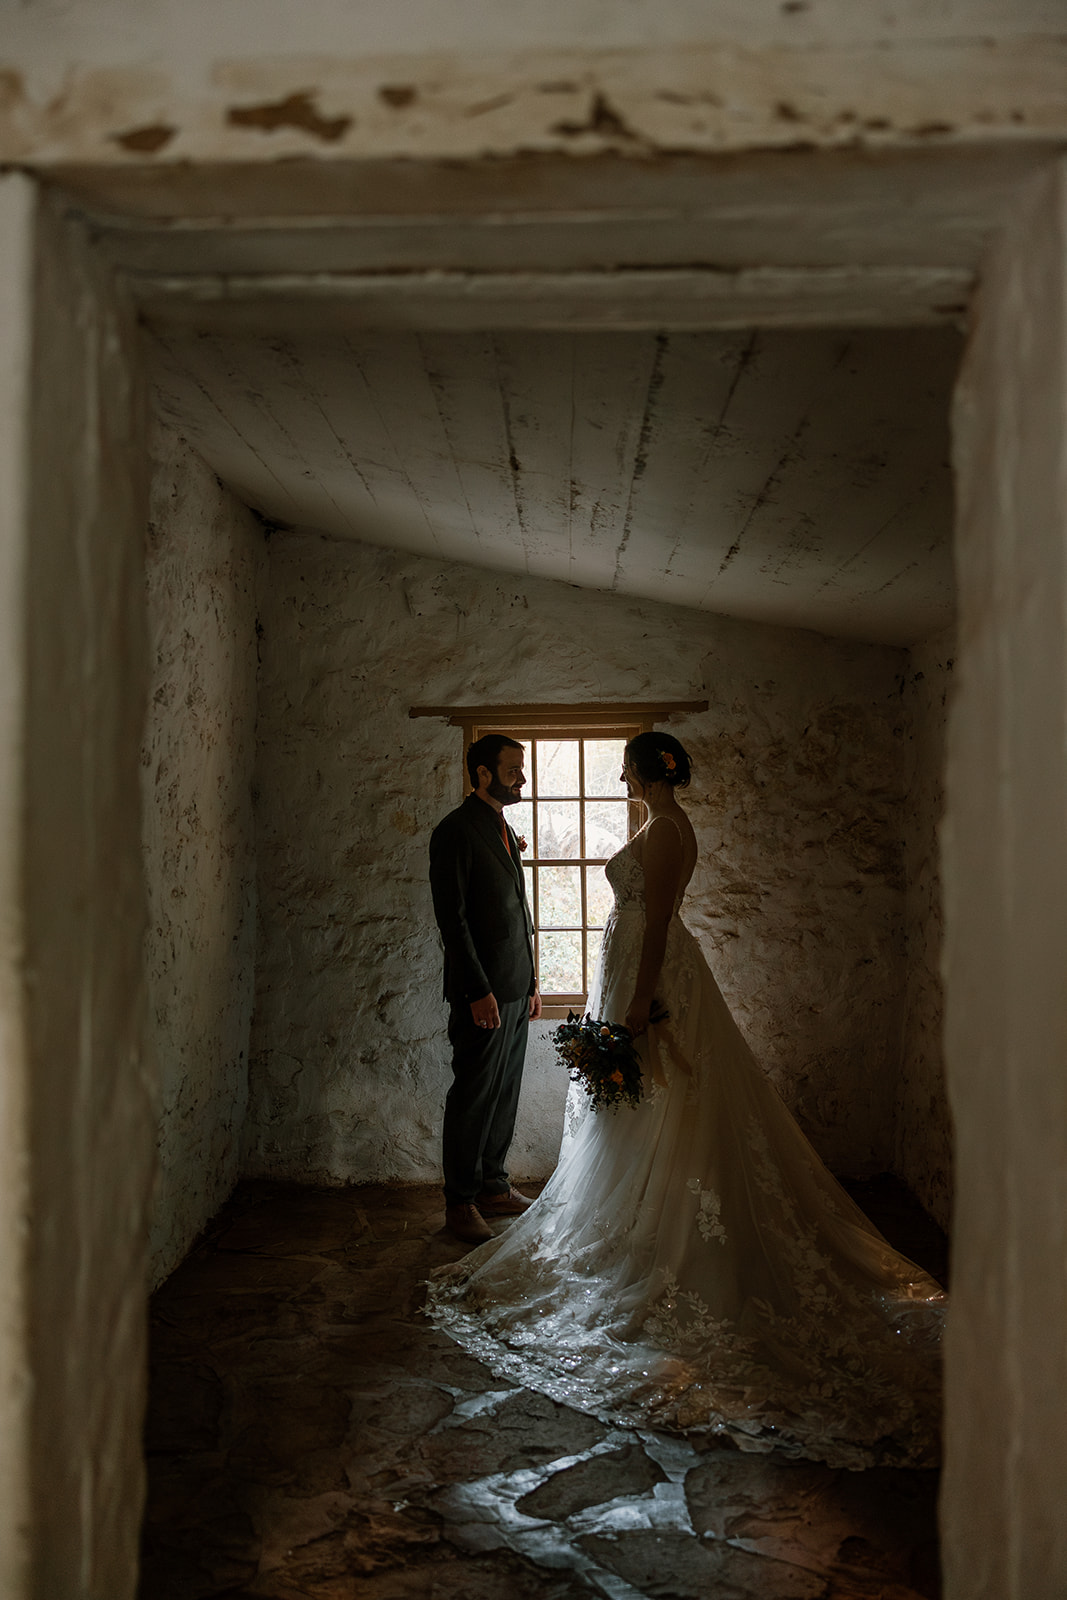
[{"xmin": 409, "ymin": 700, "xmax": 708, "ymax": 727}]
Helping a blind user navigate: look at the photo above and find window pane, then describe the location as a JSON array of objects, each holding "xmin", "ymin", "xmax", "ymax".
[
  {"xmin": 584, "ymin": 799, "xmax": 628, "ymax": 859},
  {"xmin": 508, "ymin": 799, "xmax": 533, "ymax": 848},
  {"xmin": 584, "ymin": 738, "xmax": 627, "ymax": 798},
  {"xmin": 586, "ymin": 928, "xmax": 605, "ymax": 992},
  {"xmin": 538, "ymin": 799, "xmax": 581, "ymax": 860},
  {"xmin": 585, "ymin": 864, "xmax": 614, "ymax": 926},
  {"xmin": 537, "ymin": 739, "xmax": 579, "ymax": 798},
  {"xmin": 539, "ymin": 864, "xmax": 582, "ymax": 928},
  {"xmin": 523, "ymin": 863, "xmax": 535, "ymax": 909},
  {"xmin": 540, "ymin": 929, "xmax": 583, "ymax": 994}
]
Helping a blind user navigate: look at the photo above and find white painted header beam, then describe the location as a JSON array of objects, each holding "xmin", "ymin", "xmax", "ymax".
[{"xmin": 2, "ymin": 19, "xmax": 1067, "ymax": 167}]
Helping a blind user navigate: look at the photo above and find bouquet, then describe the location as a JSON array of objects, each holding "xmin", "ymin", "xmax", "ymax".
[{"xmin": 554, "ymin": 1012, "xmax": 644, "ymax": 1112}]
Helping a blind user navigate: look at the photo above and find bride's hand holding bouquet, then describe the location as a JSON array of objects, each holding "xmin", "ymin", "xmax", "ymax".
[{"xmin": 625, "ymin": 992, "xmax": 668, "ymax": 1038}]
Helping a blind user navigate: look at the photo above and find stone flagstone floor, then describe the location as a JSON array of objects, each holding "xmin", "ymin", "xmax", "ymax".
[{"xmin": 139, "ymin": 1177, "xmax": 948, "ymax": 1599}]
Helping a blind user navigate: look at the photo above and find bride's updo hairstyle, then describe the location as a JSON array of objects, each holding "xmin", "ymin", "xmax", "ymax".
[{"xmin": 625, "ymin": 732, "xmax": 692, "ymax": 788}]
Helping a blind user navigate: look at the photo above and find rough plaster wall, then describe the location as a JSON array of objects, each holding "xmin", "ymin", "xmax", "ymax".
[
  {"xmin": 943, "ymin": 161, "xmax": 1067, "ymax": 1600},
  {"xmin": 247, "ymin": 533, "xmax": 907, "ymax": 1188},
  {"xmin": 894, "ymin": 631, "xmax": 954, "ymax": 1232},
  {"xmin": 17, "ymin": 184, "xmax": 151, "ymax": 1600},
  {"xmin": 142, "ymin": 420, "xmax": 262, "ymax": 1289}
]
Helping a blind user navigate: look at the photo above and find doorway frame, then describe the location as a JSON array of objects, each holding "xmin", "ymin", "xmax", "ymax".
[{"xmin": 2, "ymin": 142, "xmax": 1066, "ymax": 1597}]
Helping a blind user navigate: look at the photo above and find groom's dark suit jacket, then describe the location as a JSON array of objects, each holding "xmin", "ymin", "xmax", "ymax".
[{"xmin": 429, "ymin": 794, "xmax": 535, "ymax": 1007}]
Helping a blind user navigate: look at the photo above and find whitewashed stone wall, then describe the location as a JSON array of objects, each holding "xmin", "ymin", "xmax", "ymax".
[
  {"xmin": 246, "ymin": 532, "xmax": 909, "ymax": 1186},
  {"xmin": 142, "ymin": 421, "xmax": 262, "ymax": 1286},
  {"xmin": 895, "ymin": 631, "xmax": 954, "ymax": 1230}
]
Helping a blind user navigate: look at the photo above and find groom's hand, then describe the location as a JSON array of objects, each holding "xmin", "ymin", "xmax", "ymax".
[
  {"xmin": 528, "ymin": 990, "xmax": 542, "ymax": 1021},
  {"xmin": 470, "ymin": 993, "xmax": 501, "ymax": 1030}
]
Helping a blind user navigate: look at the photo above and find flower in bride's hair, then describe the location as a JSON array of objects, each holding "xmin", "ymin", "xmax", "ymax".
[{"xmin": 661, "ymin": 750, "xmax": 676, "ymax": 772}]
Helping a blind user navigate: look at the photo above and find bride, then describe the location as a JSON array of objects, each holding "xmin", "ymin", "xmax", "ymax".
[{"xmin": 426, "ymin": 733, "xmax": 945, "ymax": 1469}]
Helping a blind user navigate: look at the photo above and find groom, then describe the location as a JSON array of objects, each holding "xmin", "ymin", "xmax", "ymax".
[{"xmin": 429, "ymin": 734, "xmax": 542, "ymax": 1245}]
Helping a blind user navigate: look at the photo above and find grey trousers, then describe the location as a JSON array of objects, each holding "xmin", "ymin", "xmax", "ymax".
[{"xmin": 442, "ymin": 995, "xmax": 529, "ymax": 1206}]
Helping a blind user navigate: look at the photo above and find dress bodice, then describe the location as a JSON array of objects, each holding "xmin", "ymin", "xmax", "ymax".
[
  {"xmin": 604, "ymin": 837, "xmax": 646, "ymax": 909},
  {"xmin": 604, "ymin": 828, "xmax": 687, "ymax": 915}
]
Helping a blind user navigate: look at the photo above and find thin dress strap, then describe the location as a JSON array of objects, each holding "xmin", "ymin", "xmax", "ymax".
[
  {"xmin": 635, "ymin": 812, "xmax": 696, "ymax": 901},
  {"xmin": 644, "ymin": 812, "xmax": 686, "ymax": 841}
]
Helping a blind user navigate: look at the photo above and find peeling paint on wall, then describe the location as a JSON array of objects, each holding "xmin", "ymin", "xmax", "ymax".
[
  {"xmin": 378, "ymin": 84, "xmax": 417, "ymax": 109},
  {"xmin": 2, "ymin": 23, "xmax": 1067, "ymax": 165},
  {"xmin": 226, "ymin": 90, "xmax": 352, "ymax": 143},
  {"xmin": 552, "ymin": 91, "xmax": 641, "ymax": 142},
  {"xmin": 111, "ymin": 121, "xmax": 175, "ymax": 152}
]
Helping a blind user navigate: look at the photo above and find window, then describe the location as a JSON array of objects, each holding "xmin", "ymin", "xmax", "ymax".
[
  {"xmin": 501, "ymin": 730, "xmax": 639, "ymax": 1014},
  {"xmin": 411, "ymin": 701, "xmax": 708, "ymax": 1016}
]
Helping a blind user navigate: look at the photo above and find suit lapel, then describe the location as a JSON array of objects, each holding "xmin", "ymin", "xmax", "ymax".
[
  {"xmin": 466, "ymin": 795, "xmax": 522, "ymax": 882},
  {"xmin": 500, "ymin": 816, "xmax": 524, "ymax": 885}
]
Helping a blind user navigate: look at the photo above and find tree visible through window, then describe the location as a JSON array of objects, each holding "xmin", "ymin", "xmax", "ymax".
[{"xmin": 505, "ymin": 735, "xmax": 634, "ymax": 1010}]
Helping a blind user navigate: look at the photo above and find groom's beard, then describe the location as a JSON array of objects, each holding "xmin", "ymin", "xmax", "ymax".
[{"xmin": 488, "ymin": 775, "xmax": 521, "ymax": 806}]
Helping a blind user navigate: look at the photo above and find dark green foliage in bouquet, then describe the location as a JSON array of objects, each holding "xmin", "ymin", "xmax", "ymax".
[{"xmin": 554, "ymin": 1012, "xmax": 644, "ymax": 1112}]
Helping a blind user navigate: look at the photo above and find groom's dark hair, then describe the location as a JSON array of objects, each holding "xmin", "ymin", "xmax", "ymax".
[{"xmin": 467, "ymin": 733, "xmax": 523, "ymax": 788}]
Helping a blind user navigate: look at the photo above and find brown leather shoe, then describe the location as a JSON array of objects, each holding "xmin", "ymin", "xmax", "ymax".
[
  {"xmin": 445, "ymin": 1203, "xmax": 494, "ymax": 1245},
  {"xmin": 476, "ymin": 1186, "xmax": 533, "ymax": 1217}
]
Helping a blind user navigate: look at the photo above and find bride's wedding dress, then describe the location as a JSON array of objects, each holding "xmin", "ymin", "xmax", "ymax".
[{"xmin": 427, "ymin": 823, "xmax": 945, "ymax": 1469}]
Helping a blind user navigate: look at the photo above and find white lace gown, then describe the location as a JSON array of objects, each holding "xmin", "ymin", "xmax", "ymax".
[{"xmin": 427, "ymin": 830, "xmax": 945, "ymax": 1469}]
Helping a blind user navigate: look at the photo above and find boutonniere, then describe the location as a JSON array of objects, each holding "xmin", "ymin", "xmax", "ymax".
[{"xmin": 516, "ymin": 835, "xmax": 528, "ymax": 853}]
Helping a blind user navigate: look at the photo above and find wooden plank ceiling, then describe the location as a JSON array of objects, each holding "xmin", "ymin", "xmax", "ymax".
[{"xmin": 151, "ymin": 325, "xmax": 959, "ymax": 645}]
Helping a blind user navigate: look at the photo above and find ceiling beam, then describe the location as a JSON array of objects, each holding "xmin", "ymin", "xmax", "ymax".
[{"xmin": 135, "ymin": 265, "xmax": 972, "ymax": 334}]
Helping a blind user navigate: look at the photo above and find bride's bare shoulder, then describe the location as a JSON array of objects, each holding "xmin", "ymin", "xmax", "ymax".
[
  {"xmin": 645, "ymin": 810, "xmax": 696, "ymax": 845},
  {"xmin": 635, "ymin": 812, "xmax": 697, "ymax": 869}
]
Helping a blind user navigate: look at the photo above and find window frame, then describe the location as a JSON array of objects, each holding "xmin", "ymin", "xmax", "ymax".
[
  {"xmin": 468, "ymin": 717, "xmax": 647, "ymax": 1017},
  {"xmin": 410, "ymin": 700, "xmax": 708, "ymax": 1016}
]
